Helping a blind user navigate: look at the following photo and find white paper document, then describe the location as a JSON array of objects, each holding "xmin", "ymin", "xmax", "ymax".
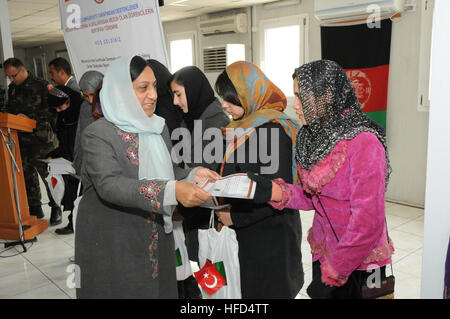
[
  {"xmin": 198, "ymin": 173, "xmax": 256, "ymax": 200},
  {"xmin": 39, "ymin": 157, "xmax": 76, "ymax": 175}
]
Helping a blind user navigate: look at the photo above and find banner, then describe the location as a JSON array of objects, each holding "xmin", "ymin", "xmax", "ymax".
[
  {"xmin": 321, "ymin": 19, "xmax": 392, "ymax": 129},
  {"xmin": 59, "ymin": 0, "xmax": 169, "ymax": 81}
]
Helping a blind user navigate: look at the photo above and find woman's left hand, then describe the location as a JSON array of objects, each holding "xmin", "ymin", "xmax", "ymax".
[
  {"xmin": 215, "ymin": 206, "xmax": 233, "ymax": 226},
  {"xmin": 194, "ymin": 167, "xmax": 221, "ymax": 184},
  {"xmin": 320, "ymin": 260, "xmax": 348, "ymax": 287}
]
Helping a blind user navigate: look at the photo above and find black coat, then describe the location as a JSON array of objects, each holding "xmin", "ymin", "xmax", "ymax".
[
  {"xmin": 179, "ymin": 98, "xmax": 230, "ymax": 171},
  {"xmin": 221, "ymin": 122, "xmax": 304, "ymax": 299},
  {"xmin": 47, "ymin": 87, "xmax": 81, "ymax": 212},
  {"xmin": 178, "ymin": 99, "xmax": 230, "ymax": 261}
]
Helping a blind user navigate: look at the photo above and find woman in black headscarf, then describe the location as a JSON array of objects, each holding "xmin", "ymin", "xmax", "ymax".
[
  {"xmin": 169, "ymin": 66, "xmax": 230, "ymax": 297},
  {"xmin": 169, "ymin": 65, "xmax": 230, "ymax": 168},
  {"xmin": 147, "ymin": 59, "xmax": 183, "ymax": 143},
  {"xmin": 47, "ymin": 85, "xmax": 82, "ymax": 216}
]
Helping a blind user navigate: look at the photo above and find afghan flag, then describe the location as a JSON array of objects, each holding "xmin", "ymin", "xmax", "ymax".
[{"xmin": 321, "ymin": 19, "xmax": 392, "ymax": 129}]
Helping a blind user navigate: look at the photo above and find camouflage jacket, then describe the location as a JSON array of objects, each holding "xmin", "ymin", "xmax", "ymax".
[{"xmin": 4, "ymin": 72, "xmax": 57, "ymax": 146}]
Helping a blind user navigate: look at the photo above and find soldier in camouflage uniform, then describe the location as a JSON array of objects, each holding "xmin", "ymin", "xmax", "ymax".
[{"xmin": 3, "ymin": 58, "xmax": 62, "ymax": 225}]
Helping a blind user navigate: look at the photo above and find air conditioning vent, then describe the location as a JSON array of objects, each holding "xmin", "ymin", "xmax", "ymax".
[
  {"xmin": 315, "ymin": 0, "xmax": 405, "ymax": 25},
  {"xmin": 199, "ymin": 13, "xmax": 247, "ymax": 36},
  {"xmin": 203, "ymin": 47, "xmax": 227, "ymax": 72}
]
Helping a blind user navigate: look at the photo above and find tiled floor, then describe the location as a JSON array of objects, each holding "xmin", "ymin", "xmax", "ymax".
[
  {"xmin": 295, "ymin": 201, "xmax": 424, "ymax": 299},
  {"xmin": 0, "ymin": 198, "xmax": 424, "ymax": 299}
]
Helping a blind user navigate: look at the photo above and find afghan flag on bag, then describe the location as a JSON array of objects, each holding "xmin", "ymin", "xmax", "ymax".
[
  {"xmin": 175, "ymin": 248, "xmax": 183, "ymax": 267},
  {"xmin": 194, "ymin": 260, "xmax": 226, "ymax": 295},
  {"xmin": 321, "ymin": 19, "xmax": 392, "ymax": 129}
]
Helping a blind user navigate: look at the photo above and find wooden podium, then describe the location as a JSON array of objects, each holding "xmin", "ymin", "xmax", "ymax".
[{"xmin": 0, "ymin": 113, "xmax": 48, "ymax": 241}]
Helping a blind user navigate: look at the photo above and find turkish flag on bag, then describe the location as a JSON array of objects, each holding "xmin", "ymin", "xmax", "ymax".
[
  {"xmin": 194, "ymin": 260, "xmax": 226, "ymax": 295},
  {"xmin": 45, "ymin": 174, "xmax": 64, "ymax": 207}
]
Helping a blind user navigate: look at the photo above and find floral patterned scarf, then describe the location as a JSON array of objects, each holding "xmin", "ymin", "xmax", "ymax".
[{"xmin": 222, "ymin": 61, "xmax": 300, "ymax": 180}]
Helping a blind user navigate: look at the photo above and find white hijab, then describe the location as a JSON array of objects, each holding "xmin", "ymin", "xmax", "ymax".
[{"xmin": 100, "ymin": 56, "xmax": 175, "ymax": 232}]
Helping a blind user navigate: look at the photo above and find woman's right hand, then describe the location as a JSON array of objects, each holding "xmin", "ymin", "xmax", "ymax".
[{"xmin": 175, "ymin": 181, "xmax": 212, "ymax": 207}]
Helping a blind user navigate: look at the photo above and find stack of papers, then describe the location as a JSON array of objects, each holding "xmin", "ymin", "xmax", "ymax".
[{"xmin": 197, "ymin": 173, "xmax": 256, "ymax": 209}]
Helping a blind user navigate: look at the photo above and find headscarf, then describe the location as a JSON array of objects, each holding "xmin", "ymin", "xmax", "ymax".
[
  {"xmin": 147, "ymin": 59, "xmax": 172, "ymax": 98},
  {"xmin": 294, "ymin": 59, "xmax": 391, "ymax": 187},
  {"xmin": 147, "ymin": 59, "xmax": 183, "ymax": 136},
  {"xmin": 222, "ymin": 61, "xmax": 300, "ymax": 180},
  {"xmin": 48, "ymin": 85, "xmax": 82, "ymax": 125},
  {"xmin": 171, "ymin": 66, "xmax": 216, "ymax": 132},
  {"xmin": 79, "ymin": 70, "xmax": 103, "ymax": 92},
  {"xmin": 92, "ymin": 81, "xmax": 103, "ymax": 120},
  {"xmin": 100, "ymin": 56, "xmax": 175, "ymax": 233}
]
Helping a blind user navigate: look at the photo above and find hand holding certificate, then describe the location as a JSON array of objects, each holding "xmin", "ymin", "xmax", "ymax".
[{"xmin": 196, "ymin": 173, "xmax": 256, "ymax": 209}]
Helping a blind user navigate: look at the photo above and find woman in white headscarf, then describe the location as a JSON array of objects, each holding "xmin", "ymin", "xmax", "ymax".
[{"xmin": 75, "ymin": 56, "xmax": 218, "ymax": 299}]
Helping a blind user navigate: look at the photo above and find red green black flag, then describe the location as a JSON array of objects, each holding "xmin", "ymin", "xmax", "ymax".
[{"xmin": 321, "ymin": 19, "xmax": 392, "ymax": 129}]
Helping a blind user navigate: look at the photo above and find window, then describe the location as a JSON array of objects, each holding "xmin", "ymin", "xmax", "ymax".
[
  {"xmin": 167, "ymin": 32, "xmax": 196, "ymax": 73},
  {"xmin": 226, "ymin": 44, "xmax": 246, "ymax": 66},
  {"xmin": 263, "ymin": 25, "xmax": 300, "ymax": 96},
  {"xmin": 170, "ymin": 39, "xmax": 193, "ymax": 72},
  {"xmin": 260, "ymin": 15, "xmax": 309, "ymax": 98}
]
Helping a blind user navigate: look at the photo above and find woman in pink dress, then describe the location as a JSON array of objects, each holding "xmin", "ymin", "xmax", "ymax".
[{"xmin": 250, "ymin": 60, "xmax": 394, "ymax": 299}]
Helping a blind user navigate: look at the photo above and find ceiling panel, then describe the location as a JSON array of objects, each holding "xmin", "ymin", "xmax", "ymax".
[{"xmin": 6, "ymin": 0, "xmax": 282, "ymax": 48}]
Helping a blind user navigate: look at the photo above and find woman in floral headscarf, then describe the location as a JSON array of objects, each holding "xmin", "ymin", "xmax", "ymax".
[
  {"xmin": 214, "ymin": 61, "xmax": 303, "ymax": 298},
  {"xmin": 250, "ymin": 60, "xmax": 394, "ymax": 299}
]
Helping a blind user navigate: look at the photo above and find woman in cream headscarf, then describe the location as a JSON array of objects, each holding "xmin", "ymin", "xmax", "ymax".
[{"xmin": 75, "ymin": 56, "xmax": 218, "ymax": 299}]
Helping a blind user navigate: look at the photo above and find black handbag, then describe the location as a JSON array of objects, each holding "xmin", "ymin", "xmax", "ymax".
[{"xmin": 316, "ymin": 195, "xmax": 395, "ymax": 299}]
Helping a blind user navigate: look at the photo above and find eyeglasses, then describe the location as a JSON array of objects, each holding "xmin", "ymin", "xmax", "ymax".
[{"xmin": 7, "ymin": 69, "xmax": 21, "ymax": 81}]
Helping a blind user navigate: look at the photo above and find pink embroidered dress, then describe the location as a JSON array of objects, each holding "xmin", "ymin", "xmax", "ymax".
[{"xmin": 270, "ymin": 132, "xmax": 394, "ymax": 277}]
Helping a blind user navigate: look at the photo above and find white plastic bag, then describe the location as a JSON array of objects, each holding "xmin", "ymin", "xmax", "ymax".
[
  {"xmin": 173, "ymin": 220, "xmax": 193, "ymax": 281},
  {"xmin": 44, "ymin": 174, "xmax": 64, "ymax": 207},
  {"xmin": 72, "ymin": 182, "xmax": 82, "ymax": 233},
  {"xmin": 197, "ymin": 211, "xmax": 241, "ymax": 299}
]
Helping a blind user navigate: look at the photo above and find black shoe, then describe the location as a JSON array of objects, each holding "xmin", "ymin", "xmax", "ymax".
[
  {"xmin": 50, "ymin": 207, "xmax": 62, "ymax": 226},
  {"xmin": 29, "ymin": 205, "xmax": 44, "ymax": 219},
  {"xmin": 55, "ymin": 223, "xmax": 74, "ymax": 235}
]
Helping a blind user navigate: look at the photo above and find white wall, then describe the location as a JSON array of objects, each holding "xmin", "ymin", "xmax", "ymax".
[
  {"xmin": 251, "ymin": 0, "xmax": 321, "ymax": 65},
  {"xmin": 162, "ymin": 8, "xmax": 252, "ymax": 87},
  {"xmin": 386, "ymin": 1, "xmax": 430, "ymax": 207},
  {"xmin": 0, "ymin": 0, "xmax": 13, "ymax": 91},
  {"xmin": 421, "ymin": 0, "xmax": 450, "ymax": 299}
]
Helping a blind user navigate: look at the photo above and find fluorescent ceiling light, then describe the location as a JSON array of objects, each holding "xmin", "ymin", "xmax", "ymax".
[{"xmin": 169, "ymin": 0, "xmax": 189, "ymax": 6}]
